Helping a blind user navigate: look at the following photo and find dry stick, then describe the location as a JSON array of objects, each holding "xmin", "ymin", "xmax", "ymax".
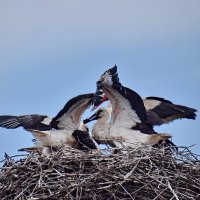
[
  {"xmin": 123, "ymin": 156, "xmax": 143, "ymax": 181},
  {"xmin": 14, "ymin": 183, "xmax": 36, "ymax": 200},
  {"xmin": 153, "ymin": 188, "xmax": 168, "ymax": 200},
  {"xmin": 119, "ymin": 183, "xmax": 134, "ymax": 200},
  {"xmin": 167, "ymin": 180, "xmax": 179, "ymax": 200}
]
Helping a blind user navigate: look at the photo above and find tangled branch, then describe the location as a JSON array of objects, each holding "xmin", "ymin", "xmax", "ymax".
[{"xmin": 0, "ymin": 146, "xmax": 200, "ymax": 199}]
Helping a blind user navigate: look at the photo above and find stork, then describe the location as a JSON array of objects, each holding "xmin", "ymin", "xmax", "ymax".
[{"xmin": 0, "ymin": 93, "xmax": 99, "ymax": 154}]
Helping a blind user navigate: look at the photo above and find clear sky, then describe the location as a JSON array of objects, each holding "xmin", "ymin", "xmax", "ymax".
[{"xmin": 0, "ymin": 1, "xmax": 199, "ymax": 160}]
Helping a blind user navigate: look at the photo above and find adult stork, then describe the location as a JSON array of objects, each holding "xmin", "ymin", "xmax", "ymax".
[
  {"xmin": 84, "ymin": 98, "xmax": 197, "ymax": 149},
  {"xmin": 0, "ymin": 93, "xmax": 99, "ymax": 154},
  {"xmin": 92, "ymin": 66, "xmax": 173, "ymax": 149}
]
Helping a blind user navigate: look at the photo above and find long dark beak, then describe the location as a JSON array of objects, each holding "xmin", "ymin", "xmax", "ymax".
[{"xmin": 83, "ymin": 112, "xmax": 99, "ymax": 124}]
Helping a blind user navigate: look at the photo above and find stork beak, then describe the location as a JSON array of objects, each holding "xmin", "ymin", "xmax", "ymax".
[
  {"xmin": 91, "ymin": 94, "xmax": 108, "ymax": 111},
  {"xmin": 83, "ymin": 112, "xmax": 99, "ymax": 124}
]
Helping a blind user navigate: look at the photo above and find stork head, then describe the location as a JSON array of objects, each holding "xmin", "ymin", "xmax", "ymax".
[
  {"xmin": 91, "ymin": 90, "xmax": 108, "ymax": 111},
  {"xmin": 83, "ymin": 107, "xmax": 111, "ymax": 124},
  {"xmin": 92, "ymin": 65, "xmax": 118, "ymax": 111}
]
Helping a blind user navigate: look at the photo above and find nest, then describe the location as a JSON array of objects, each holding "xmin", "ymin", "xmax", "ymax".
[{"xmin": 0, "ymin": 146, "xmax": 200, "ymax": 200}]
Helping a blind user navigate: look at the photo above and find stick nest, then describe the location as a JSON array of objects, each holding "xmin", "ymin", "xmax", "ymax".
[{"xmin": 0, "ymin": 146, "xmax": 200, "ymax": 200}]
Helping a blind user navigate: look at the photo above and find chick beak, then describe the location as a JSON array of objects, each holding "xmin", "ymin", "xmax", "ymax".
[{"xmin": 83, "ymin": 112, "xmax": 99, "ymax": 124}]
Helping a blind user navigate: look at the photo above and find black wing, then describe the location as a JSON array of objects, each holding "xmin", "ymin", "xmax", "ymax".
[
  {"xmin": 0, "ymin": 115, "xmax": 50, "ymax": 131},
  {"xmin": 112, "ymin": 83, "xmax": 147, "ymax": 123},
  {"xmin": 72, "ymin": 130, "xmax": 97, "ymax": 150},
  {"xmin": 145, "ymin": 97, "xmax": 197, "ymax": 125},
  {"xmin": 132, "ymin": 122, "xmax": 155, "ymax": 134}
]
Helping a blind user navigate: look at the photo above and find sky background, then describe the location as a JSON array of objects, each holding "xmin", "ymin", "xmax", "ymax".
[{"xmin": 0, "ymin": 1, "xmax": 199, "ymax": 160}]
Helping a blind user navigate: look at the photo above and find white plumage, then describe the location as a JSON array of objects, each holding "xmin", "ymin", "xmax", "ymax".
[
  {"xmin": 94, "ymin": 66, "xmax": 172, "ymax": 148},
  {"xmin": 0, "ymin": 93, "xmax": 98, "ymax": 153}
]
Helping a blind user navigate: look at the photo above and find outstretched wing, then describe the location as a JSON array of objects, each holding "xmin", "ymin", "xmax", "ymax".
[
  {"xmin": 144, "ymin": 97, "xmax": 197, "ymax": 126},
  {"xmin": 96, "ymin": 65, "xmax": 147, "ymax": 127},
  {"xmin": 0, "ymin": 115, "xmax": 50, "ymax": 130},
  {"xmin": 51, "ymin": 93, "xmax": 94, "ymax": 130}
]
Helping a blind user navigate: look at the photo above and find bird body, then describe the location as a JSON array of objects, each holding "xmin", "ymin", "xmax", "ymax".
[
  {"xmin": 28, "ymin": 129, "xmax": 79, "ymax": 149},
  {"xmin": 108, "ymin": 122, "xmax": 171, "ymax": 148},
  {"xmin": 92, "ymin": 118, "xmax": 109, "ymax": 142},
  {"xmin": 91, "ymin": 107, "xmax": 110, "ymax": 139},
  {"xmin": 0, "ymin": 93, "xmax": 99, "ymax": 153},
  {"xmin": 84, "ymin": 107, "xmax": 113, "ymax": 146},
  {"xmin": 93, "ymin": 66, "xmax": 173, "ymax": 148}
]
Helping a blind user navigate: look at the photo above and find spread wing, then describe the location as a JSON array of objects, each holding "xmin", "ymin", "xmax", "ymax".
[
  {"xmin": 51, "ymin": 93, "xmax": 94, "ymax": 130},
  {"xmin": 144, "ymin": 97, "xmax": 197, "ymax": 126},
  {"xmin": 0, "ymin": 115, "xmax": 50, "ymax": 130},
  {"xmin": 97, "ymin": 66, "xmax": 147, "ymax": 127}
]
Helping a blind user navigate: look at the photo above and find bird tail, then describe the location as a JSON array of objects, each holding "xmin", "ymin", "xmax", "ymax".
[{"xmin": 148, "ymin": 133, "xmax": 172, "ymax": 145}]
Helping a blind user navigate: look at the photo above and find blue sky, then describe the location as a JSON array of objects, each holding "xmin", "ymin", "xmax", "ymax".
[{"xmin": 0, "ymin": 1, "xmax": 199, "ymax": 160}]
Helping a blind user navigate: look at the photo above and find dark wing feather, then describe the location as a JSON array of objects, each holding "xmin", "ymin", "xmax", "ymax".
[
  {"xmin": 132, "ymin": 122, "xmax": 155, "ymax": 135},
  {"xmin": 72, "ymin": 130, "xmax": 97, "ymax": 150},
  {"xmin": 124, "ymin": 87, "xmax": 147, "ymax": 122},
  {"xmin": 0, "ymin": 115, "xmax": 50, "ymax": 130},
  {"xmin": 145, "ymin": 97, "xmax": 197, "ymax": 125},
  {"xmin": 111, "ymin": 85, "xmax": 147, "ymax": 123},
  {"xmin": 0, "ymin": 115, "xmax": 22, "ymax": 129}
]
